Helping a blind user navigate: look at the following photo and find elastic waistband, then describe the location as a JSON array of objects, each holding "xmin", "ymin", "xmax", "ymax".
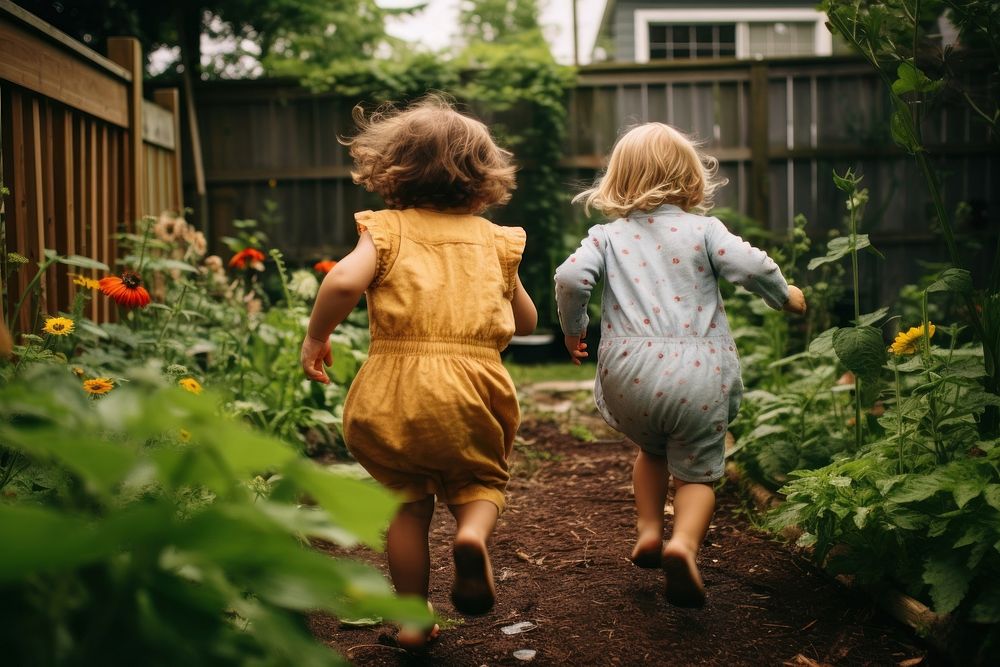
[
  {"xmin": 369, "ymin": 338, "xmax": 502, "ymax": 360},
  {"xmin": 603, "ymin": 335, "xmax": 734, "ymax": 345}
]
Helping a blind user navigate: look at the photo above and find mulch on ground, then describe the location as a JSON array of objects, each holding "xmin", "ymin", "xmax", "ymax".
[{"xmin": 311, "ymin": 420, "xmax": 938, "ymax": 666}]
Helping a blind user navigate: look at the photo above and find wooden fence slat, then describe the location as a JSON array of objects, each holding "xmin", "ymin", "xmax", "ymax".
[
  {"xmin": 42, "ymin": 100, "xmax": 62, "ymax": 309},
  {"xmin": 749, "ymin": 62, "xmax": 771, "ymax": 225},
  {"xmin": 54, "ymin": 106, "xmax": 76, "ymax": 307},
  {"xmin": 107, "ymin": 37, "xmax": 143, "ymax": 224},
  {"xmin": 26, "ymin": 96, "xmax": 45, "ymax": 330},
  {"xmin": 0, "ymin": 86, "xmax": 27, "ymax": 327},
  {"xmin": 88, "ymin": 120, "xmax": 100, "ymax": 321},
  {"xmin": 153, "ymin": 88, "xmax": 184, "ymax": 211}
]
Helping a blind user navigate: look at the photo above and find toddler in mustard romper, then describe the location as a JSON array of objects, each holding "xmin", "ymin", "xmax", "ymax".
[
  {"xmin": 300, "ymin": 95, "xmax": 537, "ymax": 649},
  {"xmin": 344, "ymin": 207, "xmax": 526, "ymax": 512}
]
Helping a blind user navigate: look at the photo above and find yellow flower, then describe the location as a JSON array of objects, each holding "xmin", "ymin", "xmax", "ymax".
[
  {"xmin": 179, "ymin": 428, "xmax": 192, "ymax": 443},
  {"xmin": 43, "ymin": 316, "xmax": 75, "ymax": 336},
  {"xmin": 178, "ymin": 377, "xmax": 203, "ymax": 394},
  {"xmin": 83, "ymin": 378, "xmax": 114, "ymax": 396},
  {"xmin": 889, "ymin": 323, "xmax": 936, "ymax": 356},
  {"xmin": 71, "ymin": 366, "xmax": 85, "ymax": 378},
  {"xmin": 71, "ymin": 274, "xmax": 101, "ymax": 290}
]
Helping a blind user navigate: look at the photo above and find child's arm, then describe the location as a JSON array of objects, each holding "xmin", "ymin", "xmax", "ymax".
[
  {"xmin": 554, "ymin": 227, "xmax": 607, "ymax": 364},
  {"xmin": 511, "ymin": 274, "xmax": 538, "ymax": 336},
  {"xmin": 300, "ymin": 232, "xmax": 377, "ymax": 384},
  {"xmin": 704, "ymin": 218, "xmax": 804, "ymax": 313}
]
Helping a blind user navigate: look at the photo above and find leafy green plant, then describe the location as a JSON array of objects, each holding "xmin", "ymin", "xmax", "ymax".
[
  {"xmin": 822, "ymin": 0, "xmax": 999, "ymax": 434},
  {"xmin": 0, "ymin": 366, "xmax": 430, "ymax": 666}
]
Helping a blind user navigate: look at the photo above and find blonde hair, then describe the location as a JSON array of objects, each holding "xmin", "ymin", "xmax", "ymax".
[
  {"xmin": 343, "ymin": 94, "xmax": 516, "ymax": 213},
  {"xmin": 574, "ymin": 123, "xmax": 724, "ymax": 218}
]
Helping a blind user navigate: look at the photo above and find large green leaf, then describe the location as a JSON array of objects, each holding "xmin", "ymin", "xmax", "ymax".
[
  {"xmin": 888, "ymin": 472, "xmax": 947, "ymax": 503},
  {"xmin": 891, "ymin": 62, "xmax": 944, "ymax": 96},
  {"xmin": 833, "ymin": 326, "xmax": 886, "ymax": 378},
  {"xmin": 923, "ymin": 554, "xmax": 972, "ymax": 615},
  {"xmin": 0, "ymin": 425, "xmax": 135, "ymax": 495},
  {"xmin": 809, "ymin": 327, "xmax": 838, "ymax": 356},
  {"xmin": 284, "ymin": 459, "xmax": 398, "ymax": 549},
  {"xmin": 926, "ymin": 268, "xmax": 973, "ymax": 294},
  {"xmin": 0, "ymin": 503, "xmax": 172, "ymax": 582},
  {"xmin": 43, "ymin": 250, "xmax": 110, "ymax": 272}
]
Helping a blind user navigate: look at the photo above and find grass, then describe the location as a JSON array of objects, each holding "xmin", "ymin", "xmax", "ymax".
[{"xmin": 504, "ymin": 361, "xmax": 596, "ymax": 386}]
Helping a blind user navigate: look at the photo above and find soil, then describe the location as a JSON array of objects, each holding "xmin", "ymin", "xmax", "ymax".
[{"xmin": 310, "ymin": 419, "xmax": 939, "ymax": 666}]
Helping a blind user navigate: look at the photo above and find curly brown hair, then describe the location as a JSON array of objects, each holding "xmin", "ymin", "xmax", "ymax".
[{"xmin": 343, "ymin": 94, "xmax": 517, "ymax": 213}]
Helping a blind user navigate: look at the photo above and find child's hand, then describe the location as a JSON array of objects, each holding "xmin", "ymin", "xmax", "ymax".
[
  {"xmin": 301, "ymin": 334, "xmax": 333, "ymax": 384},
  {"xmin": 783, "ymin": 285, "xmax": 807, "ymax": 315},
  {"xmin": 564, "ymin": 333, "xmax": 588, "ymax": 365}
]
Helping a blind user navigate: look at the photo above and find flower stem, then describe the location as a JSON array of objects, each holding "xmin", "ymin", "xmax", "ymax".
[
  {"xmin": 893, "ymin": 361, "xmax": 904, "ymax": 474},
  {"xmin": 156, "ymin": 282, "xmax": 189, "ymax": 351},
  {"xmin": 8, "ymin": 256, "xmax": 57, "ymax": 334},
  {"xmin": 849, "ymin": 187, "xmax": 863, "ymax": 452}
]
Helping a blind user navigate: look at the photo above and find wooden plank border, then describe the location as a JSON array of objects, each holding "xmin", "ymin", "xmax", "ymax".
[{"xmin": 0, "ymin": 14, "xmax": 129, "ymax": 126}]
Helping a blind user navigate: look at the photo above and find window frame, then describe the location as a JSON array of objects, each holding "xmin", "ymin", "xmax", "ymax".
[{"xmin": 634, "ymin": 8, "xmax": 832, "ymax": 63}]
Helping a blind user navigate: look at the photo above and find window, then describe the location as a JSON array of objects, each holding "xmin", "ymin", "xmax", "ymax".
[
  {"xmin": 634, "ymin": 9, "xmax": 833, "ymax": 63},
  {"xmin": 747, "ymin": 22, "xmax": 816, "ymax": 58},
  {"xmin": 648, "ymin": 24, "xmax": 736, "ymax": 60}
]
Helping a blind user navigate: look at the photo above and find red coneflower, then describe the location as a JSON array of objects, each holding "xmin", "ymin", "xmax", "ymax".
[
  {"xmin": 99, "ymin": 272, "xmax": 151, "ymax": 309},
  {"xmin": 229, "ymin": 248, "xmax": 266, "ymax": 269},
  {"xmin": 314, "ymin": 260, "xmax": 337, "ymax": 274}
]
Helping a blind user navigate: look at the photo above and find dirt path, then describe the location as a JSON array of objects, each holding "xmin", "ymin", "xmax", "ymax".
[{"xmin": 312, "ymin": 420, "xmax": 937, "ymax": 666}]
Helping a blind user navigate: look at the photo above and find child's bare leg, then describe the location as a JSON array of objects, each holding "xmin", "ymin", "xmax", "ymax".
[
  {"xmin": 630, "ymin": 449, "xmax": 669, "ymax": 568},
  {"xmin": 387, "ymin": 496, "xmax": 440, "ymax": 648},
  {"xmin": 662, "ymin": 479, "xmax": 715, "ymax": 607},
  {"xmin": 449, "ymin": 499, "xmax": 499, "ymax": 615}
]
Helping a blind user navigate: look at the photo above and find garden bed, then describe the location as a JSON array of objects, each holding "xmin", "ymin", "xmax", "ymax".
[{"xmin": 311, "ymin": 419, "xmax": 936, "ymax": 666}]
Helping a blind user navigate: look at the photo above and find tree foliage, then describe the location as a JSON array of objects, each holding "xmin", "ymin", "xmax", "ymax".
[{"xmin": 16, "ymin": 0, "xmax": 390, "ymax": 77}]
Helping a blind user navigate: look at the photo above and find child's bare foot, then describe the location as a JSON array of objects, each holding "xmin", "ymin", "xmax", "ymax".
[
  {"xmin": 630, "ymin": 531, "xmax": 663, "ymax": 568},
  {"xmin": 451, "ymin": 535, "xmax": 496, "ymax": 615},
  {"xmin": 661, "ymin": 540, "xmax": 706, "ymax": 607},
  {"xmin": 396, "ymin": 602, "xmax": 440, "ymax": 650}
]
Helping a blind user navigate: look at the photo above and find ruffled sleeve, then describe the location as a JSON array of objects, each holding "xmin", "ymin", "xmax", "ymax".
[
  {"xmin": 355, "ymin": 210, "xmax": 401, "ymax": 287},
  {"xmin": 493, "ymin": 225, "xmax": 526, "ymax": 300}
]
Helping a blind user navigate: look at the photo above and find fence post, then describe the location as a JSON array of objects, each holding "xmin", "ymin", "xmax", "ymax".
[
  {"xmin": 106, "ymin": 36, "xmax": 143, "ymax": 227},
  {"xmin": 153, "ymin": 88, "xmax": 184, "ymax": 212},
  {"xmin": 749, "ymin": 61, "xmax": 770, "ymax": 227}
]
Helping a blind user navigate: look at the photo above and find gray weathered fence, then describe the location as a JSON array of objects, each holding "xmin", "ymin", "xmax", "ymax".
[{"xmin": 190, "ymin": 56, "xmax": 997, "ymax": 303}]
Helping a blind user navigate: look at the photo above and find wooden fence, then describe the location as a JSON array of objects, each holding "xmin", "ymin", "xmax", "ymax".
[
  {"xmin": 0, "ymin": 1, "xmax": 183, "ymax": 330},
  {"xmin": 191, "ymin": 57, "xmax": 996, "ymax": 305}
]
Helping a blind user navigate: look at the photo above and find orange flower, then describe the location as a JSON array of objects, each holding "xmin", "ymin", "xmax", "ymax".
[
  {"xmin": 99, "ymin": 272, "xmax": 151, "ymax": 309},
  {"xmin": 314, "ymin": 260, "xmax": 337, "ymax": 274},
  {"xmin": 229, "ymin": 248, "xmax": 266, "ymax": 269}
]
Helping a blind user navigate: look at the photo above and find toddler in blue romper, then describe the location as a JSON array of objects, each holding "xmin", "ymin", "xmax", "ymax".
[{"xmin": 555, "ymin": 122, "xmax": 806, "ymax": 607}]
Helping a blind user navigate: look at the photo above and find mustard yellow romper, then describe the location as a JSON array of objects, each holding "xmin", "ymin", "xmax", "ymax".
[{"xmin": 343, "ymin": 208, "xmax": 526, "ymax": 512}]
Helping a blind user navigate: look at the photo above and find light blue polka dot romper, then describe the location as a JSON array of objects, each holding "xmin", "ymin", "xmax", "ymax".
[{"xmin": 554, "ymin": 204, "xmax": 789, "ymax": 483}]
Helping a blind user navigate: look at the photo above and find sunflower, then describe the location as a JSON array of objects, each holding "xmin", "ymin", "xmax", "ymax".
[
  {"xmin": 229, "ymin": 248, "xmax": 266, "ymax": 270},
  {"xmin": 889, "ymin": 323, "xmax": 936, "ymax": 356},
  {"xmin": 178, "ymin": 377, "xmax": 203, "ymax": 394},
  {"xmin": 314, "ymin": 260, "xmax": 337, "ymax": 274},
  {"xmin": 71, "ymin": 274, "xmax": 101, "ymax": 290},
  {"xmin": 43, "ymin": 316, "xmax": 75, "ymax": 336},
  {"xmin": 83, "ymin": 377, "xmax": 115, "ymax": 396},
  {"xmin": 99, "ymin": 272, "xmax": 151, "ymax": 309}
]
